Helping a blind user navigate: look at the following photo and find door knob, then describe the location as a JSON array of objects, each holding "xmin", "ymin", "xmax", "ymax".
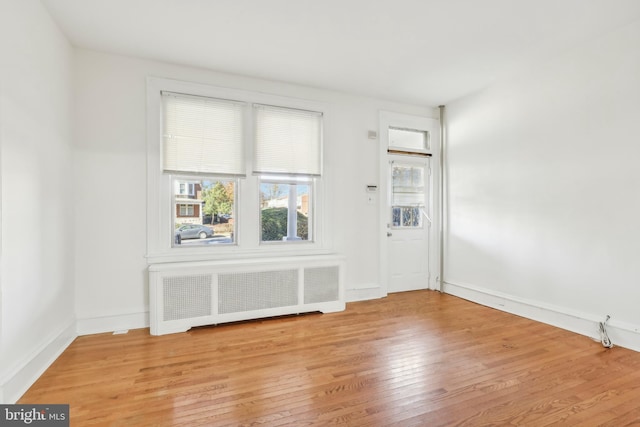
[{"xmin": 387, "ymin": 232, "xmax": 392, "ymax": 237}]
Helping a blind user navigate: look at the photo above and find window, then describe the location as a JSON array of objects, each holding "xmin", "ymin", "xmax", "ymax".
[
  {"xmin": 254, "ymin": 104, "xmax": 321, "ymax": 244},
  {"xmin": 177, "ymin": 182, "xmax": 196, "ymax": 196},
  {"xmin": 163, "ymin": 92, "xmax": 243, "ymax": 247},
  {"xmin": 388, "ymin": 127, "xmax": 430, "ymax": 154},
  {"xmin": 391, "ymin": 163, "xmax": 426, "ymax": 229},
  {"xmin": 178, "ymin": 204, "xmax": 195, "ymax": 217},
  {"xmin": 147, "ymin": 77, "xmax": 327, "ymax": 260},
  {"xmin": 260, "ymin": 178, "xmax": 313, "ymax": 242},
  {"xmin": 173, "ymin": 177, "xmax": 236, "ymax": 246}
]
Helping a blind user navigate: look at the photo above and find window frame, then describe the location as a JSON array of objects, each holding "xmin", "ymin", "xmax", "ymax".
[{"xmin": 146, "ymin": 77, "xmax": 331, "ymax": 263}]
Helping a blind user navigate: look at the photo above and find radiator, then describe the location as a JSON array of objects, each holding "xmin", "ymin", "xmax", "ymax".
[{"xmin": 149, "ymin": 255, "xmax": 345, "ymax": 335}]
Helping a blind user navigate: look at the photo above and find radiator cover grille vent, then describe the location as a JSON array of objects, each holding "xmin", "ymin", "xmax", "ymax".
[
  {"xmin": 304, "ymin": 266, "xmax": 340, "ymax": 304},
  {"xmin": 150, "ymin": 256, "xmax": 345, "ymax": 335},
  {"xmin": 163, "ymin": 274, "xmax": 212, "ymax": 321},
  {"xmin": 218, "ymin": 269, "xmax": 298, "ymax": 314}
]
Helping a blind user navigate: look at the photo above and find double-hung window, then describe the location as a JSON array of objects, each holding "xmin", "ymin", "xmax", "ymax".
[
  {"xmin": 255, "ymin": 104, "xmax": 322, "ymax": 243},
  {"xmin": 147, "ymin": 78, "xmax": 326, "ymax": 260},
  {"xmin": 162, "ymin": 92, "xmax": 244, "ymax": 247}
]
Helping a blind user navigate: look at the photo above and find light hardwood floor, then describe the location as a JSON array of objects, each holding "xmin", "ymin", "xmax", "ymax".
[{"xmin": 20, "ymin": 291, "xmax": 640, "ymax": 426}]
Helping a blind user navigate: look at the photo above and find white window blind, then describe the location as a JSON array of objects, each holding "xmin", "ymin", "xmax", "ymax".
[
  {"xmin": 254, "ymin": 104, "xmax": 322, "ymax": 176},
  {"xmin": 162, "ymin": 92, "xmax": 245, "ymax": 176}
]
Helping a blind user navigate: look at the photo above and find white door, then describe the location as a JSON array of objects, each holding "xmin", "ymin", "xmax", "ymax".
[
  {"xmin": 379, "ymin": 111, "xmax": 439, "ymax": 295},
  {"xmin": 387, "ymin": 156, "xmax": 431, "ymax": 292}
]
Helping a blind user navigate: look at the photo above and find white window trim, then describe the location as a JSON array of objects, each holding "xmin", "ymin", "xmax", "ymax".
[{"xmin": 146, "ymin": 77, "xmax": 332, "ymax": 263}]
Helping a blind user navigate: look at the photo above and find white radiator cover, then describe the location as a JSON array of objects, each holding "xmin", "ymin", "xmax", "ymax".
[{"xmin": 149, "ymin": 255, "xmax": 346, "ymax": 335}]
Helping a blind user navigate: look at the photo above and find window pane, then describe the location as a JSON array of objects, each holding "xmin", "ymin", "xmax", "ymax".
[
  {"xmin": 392, "ymin": 207, "xmax": 401, "ymax": 227},
  {"xmin": 392, "ymin": 165, "xmax": 425, "ymax": 206},
  {"xmin": 391, "ymin": 163, "xmax": 425, "ymax": 229},
  {"xmin": 389, "ymin": 127, "xmax": 429, "ymax": 152},
  {"xmin": 173, "ymin": 178, "xmax": 235, "ymax": 247},
  {"xmin": 260, "ymin": 180, "xmax": 312, "ymax": 242}
]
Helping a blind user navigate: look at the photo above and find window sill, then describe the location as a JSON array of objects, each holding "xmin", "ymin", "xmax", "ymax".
[{"xmin": 146, "ymin": 246, "xmax": 335, "ymax": 265}]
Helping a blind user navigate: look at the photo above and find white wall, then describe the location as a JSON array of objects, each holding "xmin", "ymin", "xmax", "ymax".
[
  {"xmin": 73, "ymin": 49, "xmax": 434, "ymax": 333},
  {"xmin": 444, "ymin": 20, "xmax": 640, "ymax": 349},
  {"xmin": 0, "ymin": 0, "xmax": 76, "ymax": 402}
]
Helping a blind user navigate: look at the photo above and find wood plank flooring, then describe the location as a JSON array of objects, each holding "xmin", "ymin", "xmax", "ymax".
[{"xmin": 19, "ymin": 291, "xmax": 640, "ymax": 426}]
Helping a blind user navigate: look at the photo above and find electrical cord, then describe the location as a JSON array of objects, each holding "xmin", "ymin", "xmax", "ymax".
[{"xmin": 598, "ymin": 315, "xmax": 613, "ymax": 348}]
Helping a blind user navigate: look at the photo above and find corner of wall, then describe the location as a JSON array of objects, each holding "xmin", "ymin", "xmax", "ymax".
[{"xmin": 1, "ymin": 320, "xmax": 77, "ymax": 404}]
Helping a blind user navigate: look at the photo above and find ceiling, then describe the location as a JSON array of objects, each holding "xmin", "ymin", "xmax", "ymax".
[{"xmin": 41, "ymin": 0, "xmax": 640, "ymax": 107}]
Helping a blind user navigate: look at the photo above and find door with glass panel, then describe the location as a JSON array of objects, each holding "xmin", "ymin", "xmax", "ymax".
[
  {"xmin": 387, "ymin": 156, "xmax": 431, "ymax": 292},
  {"xmin": 380, "ymin": 113, "xmax": 438, "ymax": 294}
]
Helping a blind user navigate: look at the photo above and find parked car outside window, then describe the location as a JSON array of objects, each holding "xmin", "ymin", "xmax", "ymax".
[{"xmin": 175, "ymin": 224, "xmax": 213, "ymax": 241}]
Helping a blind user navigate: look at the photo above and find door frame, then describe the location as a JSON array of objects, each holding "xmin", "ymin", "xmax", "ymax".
[{"xmin": 379, "ymin": 110, "xmax": 441, "ymax": 296}]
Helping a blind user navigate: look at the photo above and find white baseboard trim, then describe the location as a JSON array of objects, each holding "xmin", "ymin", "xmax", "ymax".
[
  {"xmin": 346, "ymin": 286, "xmax": 383, "ymax": 302},
  {"xmin": 443, "ymin": 281, "xmax": 640, "ymax": 353},
  {"xmin": 1, "ymin": 319, "xmax": 77, "ymax": 403},
  {"xmin": 76, "ymin": 311, "xmax": 149, "ymax": 336}
]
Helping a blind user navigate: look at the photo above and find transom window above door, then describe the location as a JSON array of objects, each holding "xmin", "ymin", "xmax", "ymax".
[{"xmin": 388, "ymin": 127, "xmax": 430, "ymax": 154}]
